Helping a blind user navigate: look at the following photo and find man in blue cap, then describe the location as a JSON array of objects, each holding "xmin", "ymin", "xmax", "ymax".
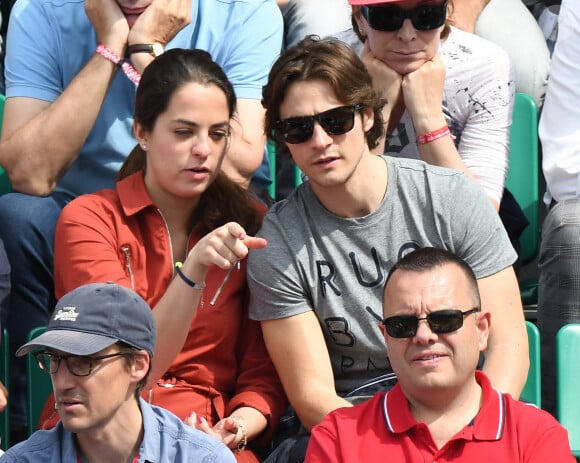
[{"xmin": 1, "ymin": 282, "xmax": 235, "ymax": 462}]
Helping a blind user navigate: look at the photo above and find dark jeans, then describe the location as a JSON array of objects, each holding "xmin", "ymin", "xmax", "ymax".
[{"xmin": 0, "ymin": 192, "xmax": 68, "ymax": 429}]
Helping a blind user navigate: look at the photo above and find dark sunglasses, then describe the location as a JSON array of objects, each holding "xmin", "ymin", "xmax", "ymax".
[
  {"xmin": 360, "ymin": 1, "xmax": 448, "ymax": 32},
  {"xmin": 382, "ymin": 307, "xmax": 480, "ymax": 338},
  {"xmin": 275, "ymin": 105, "xmax": 363, "ymax": 144}
]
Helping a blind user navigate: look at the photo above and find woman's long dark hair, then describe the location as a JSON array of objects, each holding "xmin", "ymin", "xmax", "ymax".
[{"xmin": 117, "ymin": 48, "xmax": 261, "ymax": 235}]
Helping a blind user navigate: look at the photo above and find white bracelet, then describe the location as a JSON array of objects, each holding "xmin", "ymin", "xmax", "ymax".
[{"xmin": 233, "ymin": 421, "xmax": 247, "ymax": 453}]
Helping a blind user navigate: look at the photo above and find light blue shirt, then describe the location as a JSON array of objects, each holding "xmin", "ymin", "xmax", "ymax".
[
  {"xmin": 0, "ymin": 398, "xmax": 236, "ymax": 462},
  {"xmin": 5, "ymin": 0, "xmax": 282, "ymax": 200}
]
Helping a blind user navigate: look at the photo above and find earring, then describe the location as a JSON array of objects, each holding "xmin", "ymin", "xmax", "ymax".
[{"xmin": 141, "ymin": 143, "xmax": 148, "ymax": 151}]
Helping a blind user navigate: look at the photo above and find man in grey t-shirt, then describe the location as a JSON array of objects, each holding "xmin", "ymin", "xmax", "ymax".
[{"xmin": 248, "ymin": 36, "xmax": 528, "ymax": 437}]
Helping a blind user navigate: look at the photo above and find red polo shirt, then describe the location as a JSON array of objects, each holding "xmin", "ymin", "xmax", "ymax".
[{"xmin": 306, "ymin": 372, "xmax": 574, "ymax": 462}]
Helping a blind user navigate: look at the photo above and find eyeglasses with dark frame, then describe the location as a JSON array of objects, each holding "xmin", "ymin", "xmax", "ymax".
[
  {"xmin": 33, "ymin": 351, "xmax": 132, "ymax": 377},
  {"xmin": 382, "ymin": 307, "xmax": 480, "ymax": 338},
  {"xmin": 360, "ymin": 1, "xmax": 448, "ymax": 32},
  {"xmin": 275, "ymin": 104, "xmax": 364, "ymax": 145}
]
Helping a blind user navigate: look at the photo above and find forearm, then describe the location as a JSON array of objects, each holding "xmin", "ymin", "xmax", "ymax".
[
  {"xmin": 483, "ymin": 328, "xmax": 529, "ymax": 397},
  {"xmin": 220, "ymin": 98, "xmax": 269, "ymax": 188},
  {"xmin": 147, "ymin": 259, "xmax": 207, "ymax": 386},
  {"xmin": 415, "ymin": 128, "xmax": 479, "ymax": 183},
  {"xmin": 261, "ymin": 313, "xmax": 353, "ymax": 430},
  {"xmin": 449, "ymin": 0, "xmax": 491, "ymax": 33},
  {"xmin": 0, "ymin": 53, "xmax": 119, "ymax": 195},
  {"xmin": 478, "ymin": 268, "xmax": 529, "ymax": 397},
  {"xmin": 294, "ymin": 389, "xmax": 352, "ymax": 431},
  {"xmin": 229, "ymin": 406, "xmax": 268, "ymax": 442},
  {"xmin": 416, "ymin": 129, "xmax": 500, "ymax": 211},
  {"xmin": 220, "ymin": 140, "xmax": 264, "ymax": 188}
]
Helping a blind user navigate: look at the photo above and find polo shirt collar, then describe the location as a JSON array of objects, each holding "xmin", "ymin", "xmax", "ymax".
[{"xmin": 382, "ymin": 371, "xmax": 506, "ymax": 442}]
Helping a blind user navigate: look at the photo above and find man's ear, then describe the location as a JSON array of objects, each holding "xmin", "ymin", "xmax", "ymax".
[
  {"xmin": 378, "ymin": 322, "xmax": 389, "ymax": 347},
  {"xmin": 362, "ymin": 106, "xmax": 375, "ymax": 133},
  {"xmin": 476, "ymin": 311, "xmax": 491, "ymax": 352},
  {"xmin": 130, "ymin": 351, "xmax": 150, "ymax": 384}
]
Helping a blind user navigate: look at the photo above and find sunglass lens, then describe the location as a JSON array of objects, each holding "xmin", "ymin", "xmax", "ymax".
[
  {"xmin": 366, "ymin": 6, "xmax": 403, "ymax": 32},
  {"xmin": 386, "ymin": 316, "xmax": 418, "ymax": 338},
  {"xmin": 319, "ymin": 107, "xmax": 356, "ymax": 135},
  {"xmin": 415, "ymin": 4, "xmax": 447, "ymax": 30},
  {"xmin": 280, "ymin": 119, "xmax": 313, "ymax": 144},
  {"xmin": 428, "ymin": 310, "xmax": 463, "ymax": 334}
]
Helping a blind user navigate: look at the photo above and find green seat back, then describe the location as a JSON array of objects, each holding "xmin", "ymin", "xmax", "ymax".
[
  {"xmin": 0, "ymin": 94, "xmax": 12, "ymax": 195},
  {"xmin": 505, "ymin": 92, "xmax": 539, "ymax": 265},
  {"xmin": 557, "ymin": 323, "xmax": 580, "ymax": 457},
  {"xmin": 520, "ymin": 321, "xmax": 541, "ymax": 407},
  {"xmin": 267, "ymin": 139, "xmax": 277, "ymax": 201},
  {"xmin": 0, "ymin": 329, "xmax": 10, "ymax": 450},
  {"xmin": 26, "ymin": 326, "xmax": 53, "ymax": 436},
  {"xmin": 266, "ymin": 139, "xmax": 303, "ymax": 201}
]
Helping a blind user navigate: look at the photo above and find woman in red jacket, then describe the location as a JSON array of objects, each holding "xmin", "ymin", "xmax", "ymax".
[{"xmin": 50, "ymin": 48, "xmax": 286, "ymax": 462}]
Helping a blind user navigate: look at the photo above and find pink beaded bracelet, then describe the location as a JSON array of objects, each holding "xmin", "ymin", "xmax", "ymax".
[
  {"xmin": 95, "ymin": 44, "xmax": 141, "ymax": 85},
  {"xmin": 417, "ymin": 125, "xmax": 451, "ymax": 145}
]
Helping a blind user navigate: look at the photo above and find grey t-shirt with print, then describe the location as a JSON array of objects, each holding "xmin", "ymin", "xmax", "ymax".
[{"xmin": 247, "ymin": 156, "xmax": 516, "ymax": 395}]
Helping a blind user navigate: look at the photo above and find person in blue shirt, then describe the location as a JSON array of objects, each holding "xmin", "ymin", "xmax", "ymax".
[
  {"xmin": 0, "ymin": 0, "xmax": 282, "ymax": 438},
  {"xmin": 0, "ymin": 282, "xmax": 235, "ymax": 463}
]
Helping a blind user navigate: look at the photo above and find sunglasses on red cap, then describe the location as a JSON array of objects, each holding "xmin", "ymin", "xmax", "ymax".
[{"xmin": 360, "ymin": 1, "xmax": 448, "ymax": 32}]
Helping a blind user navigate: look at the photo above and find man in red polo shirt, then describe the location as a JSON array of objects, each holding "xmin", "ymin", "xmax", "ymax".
[{"xmin": 305, "ymin": 247, "xmax": 574, "ymax": 462}]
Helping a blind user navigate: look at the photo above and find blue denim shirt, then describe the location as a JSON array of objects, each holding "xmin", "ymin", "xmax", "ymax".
[{"xmin": 0, "ymin": 398, "xmax": 235, "ymax": 462}]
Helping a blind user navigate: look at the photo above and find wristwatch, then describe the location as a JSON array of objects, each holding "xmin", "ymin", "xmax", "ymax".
[{"xmin": 127, "ymin": 42, "xmax": 165, "ymax": 58}]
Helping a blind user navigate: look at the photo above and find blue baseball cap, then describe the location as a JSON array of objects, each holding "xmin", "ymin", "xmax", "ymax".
[{"xmin": 16, "ymin": 282, "xmax": 156, "ymax": 358}]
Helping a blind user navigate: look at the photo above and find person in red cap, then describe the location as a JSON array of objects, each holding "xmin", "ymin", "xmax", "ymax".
[
  {"xmin": 343, "ymin": 0, "xmax": 511, "ymax": 209},
  {"xmin": 337, "ymin": 0, "xmax": 533, "ymax": 266}
]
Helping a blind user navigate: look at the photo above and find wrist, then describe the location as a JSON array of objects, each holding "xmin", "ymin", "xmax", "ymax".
[
  {"xmin": 174, "ymin": 262, "xmax": 206, "ymax": 291},
  {"xmin": 233, "ymin": 423, "xmax": 247, "ymax": 453},
  {"xmin": 417, "ymin": 125, "xmax": 451, "ymax": 145},
  {"xmin": 127, "ymin": 42, "xmax": 165, "ymax": 58},
  {"xmin": 95, "ymin": 45, "xmax": 141, "ymax": 85},
  {"xmin": 95, "ymin": 36, "xmax": 126, "ymax": 57}
]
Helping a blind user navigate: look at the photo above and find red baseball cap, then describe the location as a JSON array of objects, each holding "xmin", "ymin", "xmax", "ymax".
[{"xmin": 349, "ymin": 0, "xmax": 404, "ymax": 5}]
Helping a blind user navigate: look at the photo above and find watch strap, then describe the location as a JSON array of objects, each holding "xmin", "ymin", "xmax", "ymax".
[{"xmin": 127, "ymin": 44, "xmax": 154, "ymax": 56}]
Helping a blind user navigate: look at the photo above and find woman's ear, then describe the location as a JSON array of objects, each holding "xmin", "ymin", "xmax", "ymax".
[
  {"xmin": 352, "ymin": 7, "xmax": 368, "ymax": 41},
  {"xmin": 133, "ymin": 119, "xmax": 148, "ymax": 148}
]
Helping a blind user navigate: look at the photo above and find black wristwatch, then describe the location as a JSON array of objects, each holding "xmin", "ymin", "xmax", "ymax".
[{"xmin": 126, "ymin": 43, "xmax": 165, "ymax": 58}]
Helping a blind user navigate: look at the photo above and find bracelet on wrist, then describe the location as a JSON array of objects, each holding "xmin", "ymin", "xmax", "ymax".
[
  {"xmin": 233, "ymin": 423, "xmax": 247, "ymax": 453},
  {"xmin": 416, "ymin": 125, "xmax": 451, "ymax": 145},
  {"xmin": 174, "ymin": 262, "xmax": 206, "ymax": 291},
  {"xmin": 95, "ymin": 44, "xmax": 141, "ymax": 85}
]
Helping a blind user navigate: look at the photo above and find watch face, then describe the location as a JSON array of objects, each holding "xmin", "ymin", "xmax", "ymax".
[{"xmin": 152, "ymin": 43, "xmax": 164, "ymax": 57}]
